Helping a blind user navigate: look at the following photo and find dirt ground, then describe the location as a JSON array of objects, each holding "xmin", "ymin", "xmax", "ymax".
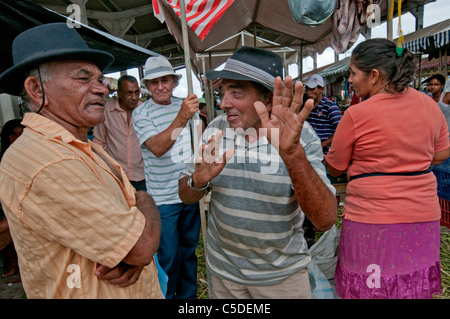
[{"xmin": 0, "ymin": 268, "xmax": 25, "ymax": 299}]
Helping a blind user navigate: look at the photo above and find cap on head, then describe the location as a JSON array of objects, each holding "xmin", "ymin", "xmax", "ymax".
[
  {"xmin": 305, "ymin": 74, "xmax": 324, "ymax": 89},
  {"xmin": 141, "ymin": 55, "xmax": 182, "ymax": 83},
  {"xmin": 205, "ymin": 46, "xmax": 283, "ymax": 92},
  {"xmin": 0, "ymin": 23, "xmax": 115, "ymax": 96}
]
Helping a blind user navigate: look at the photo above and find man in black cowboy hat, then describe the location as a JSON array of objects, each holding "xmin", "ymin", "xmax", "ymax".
[
  {"xmin": 178, "ymin": 46, "xmax": 337, "ymax": 298},
  {"xmin": 0, "ymin": 23, "xmax": 162, "ymax": 298}
]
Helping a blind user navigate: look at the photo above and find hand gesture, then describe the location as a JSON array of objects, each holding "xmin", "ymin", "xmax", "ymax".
[
  {"xmin": 254, "ymin": 76, "xmax": 314, "ymax": 157},
  {"xmin": 191, "ymin": 130, "xmax": 235, "ymax": 187}
]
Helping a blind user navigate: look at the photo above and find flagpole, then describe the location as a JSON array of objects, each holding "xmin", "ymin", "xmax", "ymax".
[
  {"xmin": 179, "ymin": 0, "xmax": 207, "ymax": 246},
  {"xmin": 179, "ymin": 0, "xmax": 200, "ymax": 153},
  {"xmin": 179, "ymin": 0, "xmax": 193, "ymax": 95},
  {"xmin": 179, "ymin": 0, "xmax": 210, "ymax": 298}
]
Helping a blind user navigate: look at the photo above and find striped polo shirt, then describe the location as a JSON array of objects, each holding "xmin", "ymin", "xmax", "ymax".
[
  {"xmin": 306, "ymin": 96, "xmax": 342, "ymax": 153},
  {"xmin": 133, "ymin": 97, "xmax": 192, "ymax": 205},
  {"xmin": 181, "ymin": 114, "xmax": 335, "ymax": 286}
]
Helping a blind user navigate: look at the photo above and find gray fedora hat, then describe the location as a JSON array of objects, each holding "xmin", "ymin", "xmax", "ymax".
[
  {"xmin": 0, "ymin": 23, "xmax": 115, "ymax": 96},
  {"xmin": 205, "ymin": 46, "xmax": 283, "ymax": 92}
]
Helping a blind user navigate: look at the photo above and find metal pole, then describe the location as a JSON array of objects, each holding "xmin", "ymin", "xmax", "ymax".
[
  {"xmin": 387, "ymin": 0, "xmax": 393, "ymax": 41},
  {"xmin": 179, "ymin": 0, "xmax": 193, "ymax": 95},
  {"xmin": 179, "ymin": 0, "xmax": 201, "ymax": 156},
  {"xmin": 179, "ymin": 0, "xmax": 207, "ymax": 270}
]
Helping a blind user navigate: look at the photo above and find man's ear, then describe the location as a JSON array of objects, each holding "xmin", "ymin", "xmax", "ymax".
[
  {"xmin": 265, "ymin": 92, "xmax": 274, "ymax": 112},
  {"xmin": 23, "ymin": 76, "xmax": 46, "ymax": 109}
]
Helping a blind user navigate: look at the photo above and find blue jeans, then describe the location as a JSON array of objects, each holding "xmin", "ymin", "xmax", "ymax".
[{"xmin": 157, "ymin": 202, "xmax": 200, "ymax": 299}]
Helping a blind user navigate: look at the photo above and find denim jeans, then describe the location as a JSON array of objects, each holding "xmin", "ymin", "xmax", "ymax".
[{"xmin": 157, "ymin": 202, "xmax": 200, "ymax": 299}]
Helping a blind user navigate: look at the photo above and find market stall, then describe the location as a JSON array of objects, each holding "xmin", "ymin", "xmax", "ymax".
[{"xmin": 396, "ymin": 18, "xmax": 450, "ymax": 87}]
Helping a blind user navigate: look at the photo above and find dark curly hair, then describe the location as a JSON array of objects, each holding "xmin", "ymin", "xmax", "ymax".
[
  {"xmin": 426, "ymin": 74, "xmax": 446, "ymax": 86},
  {"xmin": 350, "ymin": 38, "xmax": 416, "ymax": 93}
]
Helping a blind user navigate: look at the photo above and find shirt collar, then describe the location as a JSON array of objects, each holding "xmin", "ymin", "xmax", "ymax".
[
  {"xmin": 22, "ymin": 112, "xmax": 92, "ymax": 154},
  {"xmin": 111, "ymin": 99, "xmax": 123, "ymax": 112},
  {"xmin": 21, "ymin": 113, "xmax": 136, "ymax": 208}
]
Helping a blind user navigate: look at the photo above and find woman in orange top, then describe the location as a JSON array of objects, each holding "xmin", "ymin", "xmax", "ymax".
[{"xmin": 325, "ymin": 38, "xmax": 450, "ymax": 299}]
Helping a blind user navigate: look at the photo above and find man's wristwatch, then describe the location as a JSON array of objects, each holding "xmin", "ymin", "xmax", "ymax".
[{"xmin": 187, "ymin": 175, "xmax": 210, "ymax": 191}]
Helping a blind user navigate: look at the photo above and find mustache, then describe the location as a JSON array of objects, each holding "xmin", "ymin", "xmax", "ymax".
[
  {"xmin": 85, "ymin": 99, "xmax": 105, "ymax": 109},
  {"xmin": 86, "ymin": 98, "xmax": 106, "ymax": 106}
]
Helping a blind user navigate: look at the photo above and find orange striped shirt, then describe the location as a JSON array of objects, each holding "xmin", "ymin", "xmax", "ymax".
[{"xmin": 0, "ymin": 113, "xmax": 162, "ymax": 299}]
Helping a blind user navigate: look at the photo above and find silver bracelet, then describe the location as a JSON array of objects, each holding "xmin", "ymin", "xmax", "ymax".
[{"xmin": 187, "ymin": 175, "xmax": 210, "ymax": 191}]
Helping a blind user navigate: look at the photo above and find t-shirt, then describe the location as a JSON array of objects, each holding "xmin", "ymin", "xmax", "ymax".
[
  {"xmin": 325, "ymin": 89, "xmax": 449, "ymax": 224},
  {"xmin": 133, "ymin": 97, "xmax": 192, "ymax": 205},
  {"xmin": 181, "ymin": 114, "xmax": 335, "ymax": 286}
]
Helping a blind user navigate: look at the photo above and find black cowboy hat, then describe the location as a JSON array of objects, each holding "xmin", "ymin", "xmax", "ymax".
[
  {"xmin": 0, "ymin": 23, "xmax": 114, "ymax": 96},
  {"xmin": 205, "ymin": 46, "xmax": 283, "ymax": 92}
]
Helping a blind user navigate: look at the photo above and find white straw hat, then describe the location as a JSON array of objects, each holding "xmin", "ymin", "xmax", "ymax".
[{"xmin": 141, "ymin": 55, "xmax": 182, "ymax": 82}]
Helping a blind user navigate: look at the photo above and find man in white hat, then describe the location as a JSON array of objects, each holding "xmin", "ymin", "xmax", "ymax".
[{"xmin": 132, "ymin": 55, "xmax": 201, "ymax": 299}]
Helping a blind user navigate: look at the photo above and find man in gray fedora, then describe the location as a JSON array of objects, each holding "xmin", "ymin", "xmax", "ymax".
[
  {"xmin": 0, "ymin": 23, "xmax": 162, "ymax": 298},
  {"xmin": 132, "ymin": 55, "xmax": 201, "ymax": 299},
  {"xmin": 178, "ymin": 46, "xmax": 337, "ymax": 299}
]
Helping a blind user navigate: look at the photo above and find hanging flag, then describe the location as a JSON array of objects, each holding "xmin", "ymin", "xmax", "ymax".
[
  {"xmin": 152, "ymin": 0, "xmax": 166, "ymax": 23},
  {"xmin": 201, "ymin": 75, "xmax": 221, "ymax": 89},
  {"xmin": 153, "ymin": 0, "xmax": 234, "ymax": 41}
]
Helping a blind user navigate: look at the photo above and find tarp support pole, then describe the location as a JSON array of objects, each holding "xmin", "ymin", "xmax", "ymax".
[
  {"xmin": 387, "ymin": 0, "xmax": 393, "ymax": 41},
  {"xmin": 179, "ymin": 0, "xmax": 193, "ymax": 95},
  {"xmin": 418, "ymin": 53, "xmax": 422, "ymax": 89},
  {"xmin": 179, "ymin": 3, "xmax": 208, "ymax": 296},
  {"xmin": 179, "ymin": 0, "xmax": 200, "ymax": 156}
]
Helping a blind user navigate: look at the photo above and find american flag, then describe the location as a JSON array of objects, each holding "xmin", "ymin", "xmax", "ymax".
[{"xmin": 152, "ymin": 0, "xmax": 234, "ymax": 40}]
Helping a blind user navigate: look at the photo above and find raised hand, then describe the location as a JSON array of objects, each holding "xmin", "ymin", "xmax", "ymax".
[{"xmin": 254, "ymin": 76, "xmax": 314, "ymax": 157}]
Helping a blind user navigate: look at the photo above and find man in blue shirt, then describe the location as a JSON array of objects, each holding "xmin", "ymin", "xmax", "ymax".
[{"xmin": 304, "ymin": 74, "xmax": 342, "ymax": 155}]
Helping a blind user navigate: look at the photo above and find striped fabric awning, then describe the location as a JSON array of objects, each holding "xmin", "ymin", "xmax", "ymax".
[
  {"xmin": 399, "ymin": 19, "xmax": 450, "ymax": 53},
  {"xmin": 403, "ymin": 29, "xmax": 450, "ymax": 53}
]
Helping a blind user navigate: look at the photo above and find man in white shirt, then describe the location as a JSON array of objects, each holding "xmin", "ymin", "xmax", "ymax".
[{"xmin": 132, "ymin": 55, "xmax": 200, "ymax": 299}]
